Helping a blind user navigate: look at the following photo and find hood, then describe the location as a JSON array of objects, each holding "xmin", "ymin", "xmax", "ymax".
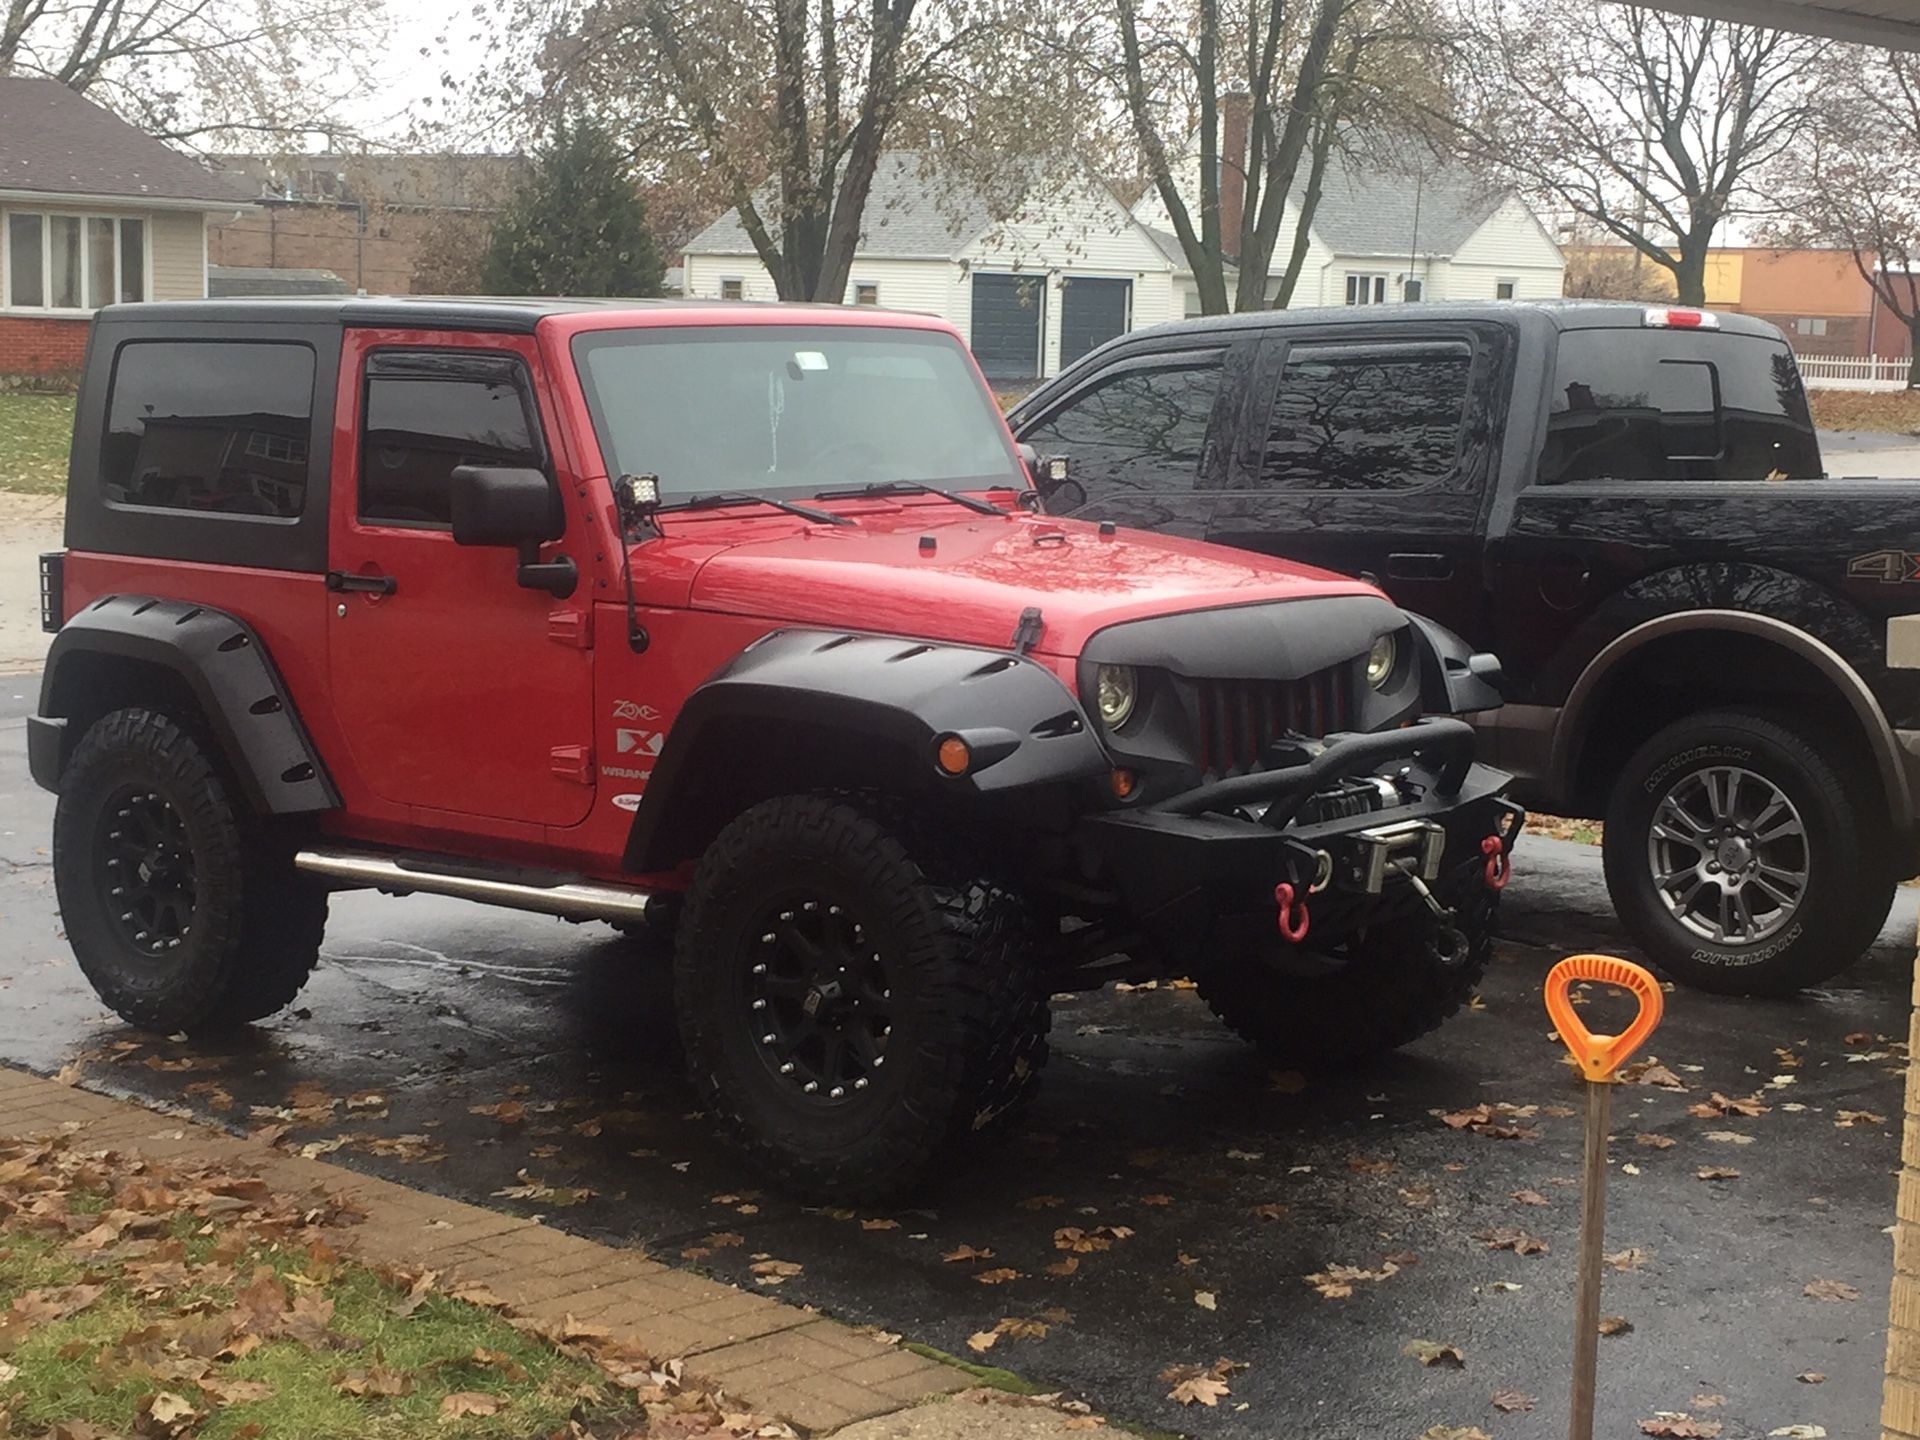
[{"xmin": 682, "ymin": 509, "xmax": 1379, "ymax": 658}]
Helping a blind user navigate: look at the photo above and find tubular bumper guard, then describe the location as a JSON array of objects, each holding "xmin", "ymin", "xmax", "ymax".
[{"xmin": 1080, "ymin": 717, "xmax": 1522, "ymax": 948}]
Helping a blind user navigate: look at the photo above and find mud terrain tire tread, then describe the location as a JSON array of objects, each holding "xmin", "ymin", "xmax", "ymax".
[
  {"xmin": 53, "ymin": 706, "xmax": 327, "ymax": 1034},
  {"xmin": 1193, "ymin": 898, "xmax": 1495, "ymax": 1067},
  {"xmin": 674, "ymin": 793, "xmax": 1045, "ymax": 1201}
]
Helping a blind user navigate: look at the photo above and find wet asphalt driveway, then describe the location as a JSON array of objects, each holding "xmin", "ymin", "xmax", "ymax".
[{"xmin": 0, "ymin": 674, "xmax": 1911, "ymax": 1440}]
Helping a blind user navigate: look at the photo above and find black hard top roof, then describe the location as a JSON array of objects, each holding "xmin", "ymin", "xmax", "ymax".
[{"xmin": 93, "ymin": 295, "xmax": 838, "ymax": 334}]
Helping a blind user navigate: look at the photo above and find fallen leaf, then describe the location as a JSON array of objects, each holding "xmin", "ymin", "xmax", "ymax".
[
  {"xmin": 1797, "ymin": 1371, "xmax": 1826, "ymax": 1384},
  {"xmin": 1599, "ymin": 1315, "xmax": 1633, "ymax": 1336},
  {"xmin": 973, "ymin": 1268, "xmax": 1021, "ymax": 1285},
  {"xmin": 134, "ymin": 1391, "xmax": 202, "ymax": 1438},
  {"xmin": 1420, "ymin": 1429, "xmax": 1492, "ymax": 1440},
  {"xmin": 1803, "ymin": 1278, "xmax": 1859, "ymax": 1302},
  {"xmin": 1044, "ymin": 1257, "xmax": 1079, "ymax": 1277},
  {"xmin": 1347, "ymin": 1156, "xmax": 1394, "ymax": 1175},
  {"xmin": 1768, "ymin": 1426, "xmax": 1826, "ymax": 1438},
  {"xmin": 1605, "ymin": 1247, "xmax": 1653, "ymax": 1272},
  {"xmin": 470, "ymin": 1101, "xmax": 526, "ymax": 1124},
  {"xmin": 197, "ymin": 1376, "xmax": 274, "ymax": 1406},
  {"xmin": 1491, "ymin": 1389, "xmax": 1535, "ymax": 1413},
  {"xmin": 1619, "ymin": 1060, "xmax": 1688, "ymax": 1091},
  {"xmin": 1168, "ymin": 1375, "xmax": 1230, "ymax": 1407},
  {"xmin": 1194, "ymin": 1291, "xmax": 1216, "ymax": 1311},
  {"xmin": 439, "ymin": 1391, "xmax": 505, "ymax": 1420},
  {"xmin": 1402, "ymin": 1338, "xmax": 1464, "ymax": 1368},
  {"xmin": 1251, "ymin": 1203, "xmax": 1288, "ymax": 1221},
  {"xmin": 1139, "ymin": 1194, "xmax": 1172, "ymax": 1207},
  {"xmin": 703, "ymin": 1231, "xmax": 745, "ymax": 1249},
  {"xmin": 335, "ymin": 1363, "xmax": 415, "ymax": 1397},
  {"xmin": 1510, "ymin": 1189, "xmax": 1549, "ymax": 1207},
  {"xmin": 1476, "ymin": 1228, "xmax": 1549, "ymax": 1256},
  {"xmin": 1692, "ymin": 1091, "xmax": 1769, "ymax": 1118},
  {"xmin": 447, "ymin": 1281, "xmax": 507, "ymax": 1309},
  {"xmin": 1636, "ymin": 1133, "xmax": 1677, "ymax": 1149},
  {"xmin": 860, "ymin": 1218, "xmax": 900, "ymax": 1231},
  {"xmin": 1836, "ymin": 1110, "xmax": 1885, "ymax": 1128},
  {"xmin": 1640, "ymin": 1417, "xmax": 1720, "ymax": 1438},
  {"xmin": 942, "ymin": 1245, "xmax": 995, "ymax": 1264},
  {"xmin": 748, "ymin": 1259, "xmax": 802, "ymax": 1284},
  {"xmin": 1695, "ymin": 1166, "xmax": 1740, "ymax": 1181},
  {"xmin": 966, "ymin": 1330, "xmax": 999, "ymax": 1353}
]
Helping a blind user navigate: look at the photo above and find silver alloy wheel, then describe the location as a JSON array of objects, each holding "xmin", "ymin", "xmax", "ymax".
[{"xmin": 1646, "ymin": 765, "xmax": 1809, "ymax": 946}]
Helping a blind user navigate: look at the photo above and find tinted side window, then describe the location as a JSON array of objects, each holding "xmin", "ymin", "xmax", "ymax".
[
  {"xmin": 1256, "ymin": 340, "xmax": 1473, "ymax": 491},
  {"xmin": 1022, "ymin": 360, "xmax": 1222, "ymax": 502},
  {"xmin": 360, "ymin": 353, "xmax": 543, "ymax": 526},
  {"xmin": 1540, "ymin": 331, "xmax": 1821, "ymax": 482},
  {"xmin": 102, "ymin": 341, "xmax": 314, "ymax": 517}
]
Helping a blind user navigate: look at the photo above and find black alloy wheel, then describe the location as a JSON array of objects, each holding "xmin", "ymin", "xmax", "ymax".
[
  {"xmin": 95, "ymin": 786, "xmax": 198, "ymax": 957},
  {"xmin": 742, "ymin": 894, "xmax": 895, "ymax": 1103}
]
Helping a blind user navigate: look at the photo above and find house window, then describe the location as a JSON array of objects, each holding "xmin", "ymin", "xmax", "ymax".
[
  {"xmin": 1495, "ymin": 278, "xmax": 1517, "ymax": 300},
  {"xmin": 1796, "ymin": 317, "xmax": 1829, "ymax": 337},
  {"xmin": 720, "ymin": 278, "xmax": 744, "ymax": 301},
  {"xmin": 1403, "ymin": 277, "xmax": 1424, "ymax": 302},
  {"xmin": 853, "ymin": 282, "xmax": 880, "ymax": 306},
  {"xmin": 1345, "ymin": 273, "xmax": 1388, "ymax": 305},
  {"xmin": 2, "ymin": 210, "xmax": 147, "ymax": 310}
]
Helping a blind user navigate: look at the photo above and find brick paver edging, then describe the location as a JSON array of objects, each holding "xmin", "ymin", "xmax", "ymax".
[{"xmin": 0, "ymin": 1065, "xmax": 969, "ymax": 1434}]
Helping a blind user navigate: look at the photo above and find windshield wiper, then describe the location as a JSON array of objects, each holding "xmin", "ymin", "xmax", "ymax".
[
  {"xmin": 812, "ymin": 479, "xmax": 1005, "ymax": 516},
  {"xmin": 666, "ymin": 491, "xmax": 854, "ymax": 526}
]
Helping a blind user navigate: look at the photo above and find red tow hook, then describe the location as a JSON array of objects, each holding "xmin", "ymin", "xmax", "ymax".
[
  {"xmin": 1482, "ymin": 834, "xmax": 1511, "ymax": 891},
  {"xmin": 1274, "ymin": 882, "xmax": 1311, "ymax": 943}
]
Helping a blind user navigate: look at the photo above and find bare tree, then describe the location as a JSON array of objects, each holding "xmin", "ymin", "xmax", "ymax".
[
  {"xmin": 1442, "ymin": 2, "xmax": 1822, "ymax": 306},
  {"xmin": 473, "ymin": 0, "xmax": 1064, "ymax": 302},
  {"xmin": 0, "ymin": 0, "xmax": 387, "ymax": 146},
  {"xmin": 1102, "ymin": 0, "xmax": 1447, "ymax": 314},
  {"xmin": 1766, "ymin": 48, "xmax": 1920, "ymax": 385}
]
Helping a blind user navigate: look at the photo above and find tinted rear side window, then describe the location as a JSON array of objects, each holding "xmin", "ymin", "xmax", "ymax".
[
  {"xmin": 102, "ymin": 341, "xmax": 314, "ymax": 517},
  {"xmin": 1540, "ymin": 330, "xmax": 1821, "ymax": 482},
  {"xmin": 1021, "ymin": 359, "xmax": 1223, "ymax": 501},
  {"xmin": 1256, "ymin": 340, "xmax": 1473, "ymax": 491},
  {"xmin": 360, "ymin": 353, "xmax": 543, "ymax": 526}
]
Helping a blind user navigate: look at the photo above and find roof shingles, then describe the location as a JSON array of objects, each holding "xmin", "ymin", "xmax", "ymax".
[{"xmin": 0, "ymin": 77, "xmax": 251, "ymax": 206}]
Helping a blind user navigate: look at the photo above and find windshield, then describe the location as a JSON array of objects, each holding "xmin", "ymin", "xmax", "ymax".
[{"xmin": 572, "ymin": 325, "xmax": 1025, "ymax": 502}]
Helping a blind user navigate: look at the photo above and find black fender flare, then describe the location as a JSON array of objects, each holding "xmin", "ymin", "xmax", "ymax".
[
  {"xmin": 34, "ymin": 594, "xmax": 339, "ymax": 814},
  {"xmin": 623, "ymin": 629, "xmax": 1109, "ymax": 872},
  {"xmin": 1405, "ymin": 611, "xmax": 1505, "ymax": 716}
]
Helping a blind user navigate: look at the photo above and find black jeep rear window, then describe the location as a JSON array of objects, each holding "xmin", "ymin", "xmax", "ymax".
[
  {"xmin": 1540, "ymin": 330, "xmax": 1822, "ymax": 483},
  {"xmin": 101, "ymin": 341, "xmax": 315, "ymax": 518}
]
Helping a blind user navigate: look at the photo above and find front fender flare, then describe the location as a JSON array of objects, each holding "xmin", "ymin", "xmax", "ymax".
[{"xmin": 623, "ymin": 629, "xmax": 1109, "ymax": 872}]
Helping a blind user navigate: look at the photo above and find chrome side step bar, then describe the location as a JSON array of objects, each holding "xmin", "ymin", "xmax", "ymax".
[{"xmin": 293, "ymin": 848, "xmax": 652, "ymax": 922}]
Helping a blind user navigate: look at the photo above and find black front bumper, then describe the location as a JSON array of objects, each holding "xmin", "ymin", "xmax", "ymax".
[{"xmin": 1079, "ymin": 718, "xmax": 1520, "ymax": 950}]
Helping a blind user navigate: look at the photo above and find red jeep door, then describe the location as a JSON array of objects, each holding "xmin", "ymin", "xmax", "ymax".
[{"xmin": 325, "ymin": 331, "xmax": 594, "ymax": 829}]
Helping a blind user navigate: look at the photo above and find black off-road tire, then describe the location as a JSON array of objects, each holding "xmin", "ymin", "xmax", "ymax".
[
  {"xmin": 673, "ymin": 794, "xmax": 1047, "ymax": 1201},
  {"xmin": 52, "ymin": 707, "xmax": 327, "ymax": 1034},
  {"xmin": 1604, "ymin": 709, "xmax": 1892, "ymax": 996},
  {"xmin": 1191, "ymin": 897, "xmax": 1495, "ymax": 1067}
]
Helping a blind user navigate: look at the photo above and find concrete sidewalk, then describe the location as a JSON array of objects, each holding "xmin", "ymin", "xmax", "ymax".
[{"xmin": 0, "ymin": 1064, "xmax": 1105, "ymax": 1438}]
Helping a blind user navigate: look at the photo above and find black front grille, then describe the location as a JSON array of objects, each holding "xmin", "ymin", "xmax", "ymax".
[{"xmin": 1194, "ymin": 668, "xmax": 1353, "ymax": 776}]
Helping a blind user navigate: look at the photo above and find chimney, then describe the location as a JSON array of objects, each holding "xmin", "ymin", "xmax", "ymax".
[{"xmin": 1219, "ymin": 90, "xmax": 1251, "ymax": 262}]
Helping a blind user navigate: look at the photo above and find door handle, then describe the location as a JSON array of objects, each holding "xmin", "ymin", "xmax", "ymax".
[
  {"xmin": 1386, "ymin": 552, "xmax": 1453, "ymax": 581},
  {"xmin": 326, "ymin": 571, "xmax": 397, "ymax": 595}
]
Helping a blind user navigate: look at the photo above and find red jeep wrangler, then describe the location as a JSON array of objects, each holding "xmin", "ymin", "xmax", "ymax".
[{"xmin": 33, "ymin": 298, "xmax": 1520, "ymax": 1198}]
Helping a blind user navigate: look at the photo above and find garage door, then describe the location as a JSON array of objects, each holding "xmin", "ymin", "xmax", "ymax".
[
  {"xmin": 1060, "ymin": 277, "xmax": 1132, "ymax": 367},
  {"xmin": 971, "ymin": 274, "xmax": 1046, "ymax": 381}
]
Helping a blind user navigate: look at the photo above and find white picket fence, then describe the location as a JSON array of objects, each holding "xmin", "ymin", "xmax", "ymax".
[{"xmin": 1796, "ymin": 354, "xmax": 1915, "ymax": 391}]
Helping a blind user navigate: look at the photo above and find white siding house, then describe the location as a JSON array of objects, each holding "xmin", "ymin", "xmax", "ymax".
[
  {"xmin": 1133, "ymin": 146, "xmax": 1564, "ymax": 312},
  {"xmin": 682, "ymin": 153, "xmax": 1180, "ymax": 381}
]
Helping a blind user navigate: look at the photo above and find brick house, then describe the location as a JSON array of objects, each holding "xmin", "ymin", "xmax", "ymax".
[{"xmin": 0, "ymin": 78, "xmax": 253, "ymax": 379}]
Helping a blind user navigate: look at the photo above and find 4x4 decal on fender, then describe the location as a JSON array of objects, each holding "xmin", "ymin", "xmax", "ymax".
[
  {"xmin": 615, "ymin": 728, "xmax": 665, "ymax": 757},
  {"xmin": 1849, "ymin": 548, "xmax": 1920, "ymax": 584}
]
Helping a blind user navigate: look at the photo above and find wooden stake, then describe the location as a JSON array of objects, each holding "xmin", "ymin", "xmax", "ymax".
[{"xmin": 1568, "ymin": 1077, "xmax": 1613, "ymax": 1440}]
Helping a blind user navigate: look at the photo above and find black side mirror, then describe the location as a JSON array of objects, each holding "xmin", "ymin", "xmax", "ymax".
[
  {"xmin": 450, "ymin": 465, "xmax": 563, "ymax": 547},
  {"xmin": 450, "ymin": 465, "xmax": 575, "ymax": 597}
]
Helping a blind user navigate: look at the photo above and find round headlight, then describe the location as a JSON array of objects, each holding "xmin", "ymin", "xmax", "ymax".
[
  {"xmin": 1366, "ymin": 633, "xmax": 1398, "ymax": 691},
  {"xmin": 1094, "ymin": 663, "xmax": 1138, "ymax": 728}
]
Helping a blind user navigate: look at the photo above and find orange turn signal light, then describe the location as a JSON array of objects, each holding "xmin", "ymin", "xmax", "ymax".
[
  {"xmin": 935, "ymin": 735, "xmax": 971, "ymax": 776},
  {"xmin": 1110, "ymin": 768, "xmax": 1137, "ymax": 799}
]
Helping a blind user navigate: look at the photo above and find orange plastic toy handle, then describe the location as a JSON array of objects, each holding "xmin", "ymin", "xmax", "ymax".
[{"xmin": 1544, "ymin": 954, "xmax": 1664, "ymax": 1083}]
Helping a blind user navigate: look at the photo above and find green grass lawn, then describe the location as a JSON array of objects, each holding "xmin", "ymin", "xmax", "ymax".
[{"xmin": 0, "ymin": 391, "xmax": 75, "ymax": 494}]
